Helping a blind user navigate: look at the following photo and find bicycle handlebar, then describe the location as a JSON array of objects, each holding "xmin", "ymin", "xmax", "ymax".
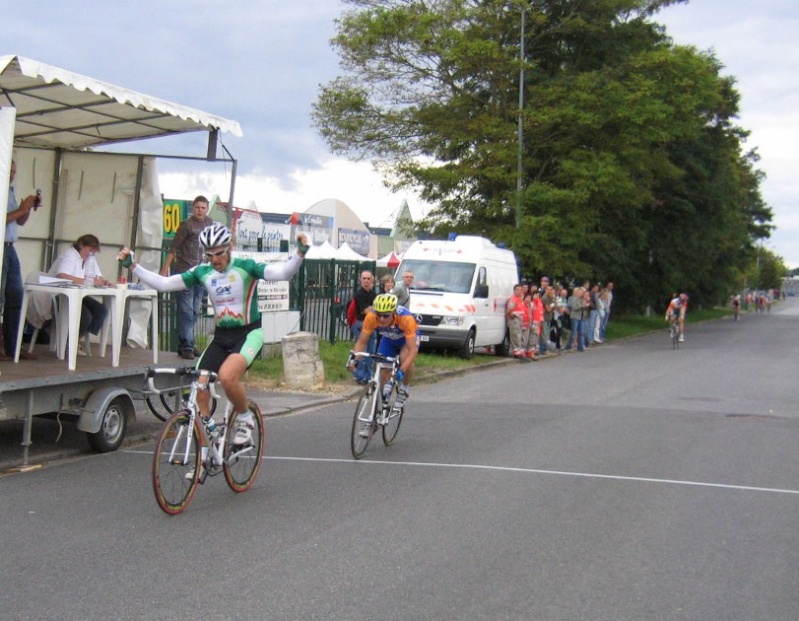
[
  {"xmin": 347, "ymin": 350, "xmax": 399, "ymax": 368},
  {"xmin": 145, "ymin": 367, "xmax": 222, "ymax": 400}
]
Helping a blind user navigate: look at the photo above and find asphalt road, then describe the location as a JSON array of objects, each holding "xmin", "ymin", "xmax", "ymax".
[{"xmin": 3, "ymin": 300, "xmax": 799, "ymax": 620}]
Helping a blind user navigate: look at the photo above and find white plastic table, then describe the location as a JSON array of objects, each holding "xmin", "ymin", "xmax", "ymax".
[
  {"xmin": 16, "ymin": 283, "xmax": 118, "ymax": 371},
  {"xmin": 112, "ymin": 287, "xmax": 159, "ymax": 366}
]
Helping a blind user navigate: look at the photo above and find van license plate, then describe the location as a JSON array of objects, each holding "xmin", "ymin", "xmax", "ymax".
[{"xmin": 421, "ymin": 335, "xmax": 429, "ymax": 342}]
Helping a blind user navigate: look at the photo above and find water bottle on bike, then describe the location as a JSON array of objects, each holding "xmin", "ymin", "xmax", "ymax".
[{"xmin": 382, "ymin": 379, "xmax": 394, "ymax": 402}]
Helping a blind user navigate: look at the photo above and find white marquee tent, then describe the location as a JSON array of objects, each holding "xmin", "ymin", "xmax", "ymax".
[
  {"xmin": 304, "ymin": 240, "xmax": 337, "ymax": 260},
  {"xmin": 336, "ymin": 242, "xmax": 368, "ymax": 261}
]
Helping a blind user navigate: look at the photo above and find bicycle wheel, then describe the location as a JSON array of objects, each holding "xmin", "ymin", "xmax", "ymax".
[
  {"xmin": 152, "ymin": 410, "xmax": 201, "ymax": 515},
  {"xmin": 223, "ymin": 401, "xmax": 265, "ymax": 492},
  {"xmin": 382, "ymin": 385, "xmax": 405, "ymax": 446},
  {"xmin": 145, "ymin": 387, "xmax": 183, "ymax": 422},
  {"xmin": 146, "ymin": 386, "xmax": 217, "ymax": 422},
  {"xmin": 351, "ymin": 383, "xmax": 378, "ymax": 459}
]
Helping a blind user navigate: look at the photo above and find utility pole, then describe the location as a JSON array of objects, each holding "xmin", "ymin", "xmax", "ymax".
[{"xmin": 516, "ymin": 5, "xmax": 526, "ymax": 229}]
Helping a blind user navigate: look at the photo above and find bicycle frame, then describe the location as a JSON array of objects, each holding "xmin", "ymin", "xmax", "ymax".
[{"xmin": 147, "ymin": 367, "xmax": 224, "ymax": 467}]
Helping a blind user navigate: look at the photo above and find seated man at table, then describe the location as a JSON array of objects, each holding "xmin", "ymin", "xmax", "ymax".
[{"xmin": 48, "ymin": 234, "xmax": 112, "ymax": 356}]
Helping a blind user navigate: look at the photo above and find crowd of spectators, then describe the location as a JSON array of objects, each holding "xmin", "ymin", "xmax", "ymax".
[{"xmin": 507, "ymin": 278, "xmax": 614, "ymax": 357}]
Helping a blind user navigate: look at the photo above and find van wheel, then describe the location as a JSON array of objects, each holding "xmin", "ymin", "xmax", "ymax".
[
  {"xmin": 495, "ymin": 331, "xmax": 510, "ymax": 357},
  {"xmin": 459, "ymin": 329, "xmax": 476, "ymax": 359},
  {"xmin": 86, "ymin": 397, "xmax": 128, "ymax": 453}
]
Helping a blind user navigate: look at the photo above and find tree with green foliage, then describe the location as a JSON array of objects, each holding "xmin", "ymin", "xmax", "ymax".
[
  {"xmin": 313, "ymin": 0, "xmax": 773, "ymax": 312},
  {"xmin": 750, "ymin": 246, "xmax": 787, "ymax": 292}
]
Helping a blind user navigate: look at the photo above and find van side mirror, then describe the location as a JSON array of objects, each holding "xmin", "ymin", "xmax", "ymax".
[{"xmin": 474, "ymin": 283, "xmax": 488, "ymax": 298}]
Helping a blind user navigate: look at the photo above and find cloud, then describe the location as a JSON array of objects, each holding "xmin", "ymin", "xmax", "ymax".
[
  {"xmin": 159, "ymin": 159, "xmax": 427, "ymax": 227},
  {"xmin": 660, "ymin": 0, "xmax": 799, "ymax": 267}
]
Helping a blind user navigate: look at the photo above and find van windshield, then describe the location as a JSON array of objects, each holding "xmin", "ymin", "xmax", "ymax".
[{"xmin": 400, "ymin": 260, "xmax": 476, "ymax": 294}]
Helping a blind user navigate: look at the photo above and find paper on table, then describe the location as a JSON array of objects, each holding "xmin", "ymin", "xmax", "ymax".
[{"xmin": 38, "ymin": 275, "xmax": 72, "ymax": 284}]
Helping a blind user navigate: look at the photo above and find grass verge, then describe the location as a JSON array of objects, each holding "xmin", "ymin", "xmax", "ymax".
[{"xmin": 247, "ymin": 306, "xmax": 735, "ymax": 390}]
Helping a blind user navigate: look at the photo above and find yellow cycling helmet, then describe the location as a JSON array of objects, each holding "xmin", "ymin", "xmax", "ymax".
[{"xmin": 373, "ymin": 293, "xmax": 398, "ymax": 314}]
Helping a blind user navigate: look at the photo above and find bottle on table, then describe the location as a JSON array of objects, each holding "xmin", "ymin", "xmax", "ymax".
[{"xmin": 84, "ymin": 252, "xmax": 97, "ymax": 287}]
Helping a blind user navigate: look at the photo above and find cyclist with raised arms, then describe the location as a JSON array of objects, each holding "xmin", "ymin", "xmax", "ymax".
[
  {"xmin": 118, "ymin": 223, "xmax": 308, "ymax": 445},
  {"xmin": 665, "ymin": 292, "xmax": 689, "ymax": 343},
  {"xmin": 348, "ymin": 293, "xmax": 420, "ymax": 416}
]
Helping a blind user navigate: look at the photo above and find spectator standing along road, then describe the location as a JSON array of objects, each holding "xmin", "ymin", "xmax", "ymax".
[
  {"xmin": 392, "ymin": 270, "xmax": 413, "ymax": 308},
  {"xmin": 506, "ymin": 283, "xmax": 526, "ymax": 358},
  {"xmin": 352, "ymin": 270, "xmax": 377, "ymax": 384},
  {"xmin": 599, "ymin": 281, "xmax": 613, "ymax": 340},
  {"xmin": 593, "ymin": 283, "xmax": 605, "ymax": 343},
  {"xmin": 379, "ymin": 273, "xmax": 395, "ymax": 294},
  {"xmin": 565, "ymin": 286, "xmax": 586, "ymax": 352},
  {"xmin": 540, "ymin": 285, "xmax": 555, "ymax": 355},
  {"xmin": 160, "ymin": 195, "xmax": 214, "ymax": 360},
  {"xmin": 2, "ymin": 160, "xmax": 39, "ymax": 361},
  {"xmin": 553, "ymin": 287, "xmax": 569, "ymax": 351}
]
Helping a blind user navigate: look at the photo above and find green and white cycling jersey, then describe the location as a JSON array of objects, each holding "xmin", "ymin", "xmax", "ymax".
[{"xmin": 132, "ymin": 253, "xmax": 303, "ymax": 329}]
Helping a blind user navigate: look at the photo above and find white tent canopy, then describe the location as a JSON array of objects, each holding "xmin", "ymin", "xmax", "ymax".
[
  {"xmin": 0, "ymin": 55, "xmax": 241, "ymax": 149},
  {"xmin": 336, "ymin": 242, "xmax": 368, "ymax": 261},
  {"xmin": 304, "ymin": 240, "xmax": 337, "ymax": 260}
]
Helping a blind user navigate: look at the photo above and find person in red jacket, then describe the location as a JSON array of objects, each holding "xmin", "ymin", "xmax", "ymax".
[
  {"xmin": 522, "ymin": 291, "xmax": 535, "ymax": 359},
  {"xmin": 506, "ymin": 283, "xmax": 526, "ymax": 358}
]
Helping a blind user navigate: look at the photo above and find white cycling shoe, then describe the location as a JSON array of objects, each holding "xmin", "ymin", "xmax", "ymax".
[{"xmin": 233, "ymin": 413, "xmax": 255, "ymax": 446}]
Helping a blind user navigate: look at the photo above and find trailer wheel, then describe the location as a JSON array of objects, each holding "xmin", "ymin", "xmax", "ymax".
[
  {"xmin": 87, "ymin": 397, "xmax": 128, "ymax": 453},
  {"xmin": 459, "ymin": 328, "xmax": 476, "ymax": 359}
]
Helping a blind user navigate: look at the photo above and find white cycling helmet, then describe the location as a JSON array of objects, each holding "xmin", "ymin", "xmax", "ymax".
[{"xmin": 199, "ymin": 223, "xmax": 232, "ymax": 249}]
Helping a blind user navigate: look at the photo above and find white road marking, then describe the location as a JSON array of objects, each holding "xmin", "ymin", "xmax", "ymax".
[{"xmin": 125, "ymin": 449, "xmax": 799, "ymax": 495}]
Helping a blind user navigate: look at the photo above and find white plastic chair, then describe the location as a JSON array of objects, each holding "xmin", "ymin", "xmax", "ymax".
[{"xmin": 28, "ymin": 296, "xmax": 60, "ymax": 354}]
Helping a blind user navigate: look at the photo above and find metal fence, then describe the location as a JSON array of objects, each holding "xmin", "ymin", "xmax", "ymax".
[{"xmin": 295, "ymin": 259, "xmax": 376, "ymax": 344}]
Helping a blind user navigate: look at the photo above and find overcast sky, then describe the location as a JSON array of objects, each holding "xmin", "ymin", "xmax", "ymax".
[{"xmin": 4, "ymin": 1, "xmax": 798, "ymax": 265}]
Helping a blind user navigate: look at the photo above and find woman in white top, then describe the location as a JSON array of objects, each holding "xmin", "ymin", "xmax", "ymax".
[{"xmin": 48, "ymin": 234, "xmax": 112, "ymax": 353}]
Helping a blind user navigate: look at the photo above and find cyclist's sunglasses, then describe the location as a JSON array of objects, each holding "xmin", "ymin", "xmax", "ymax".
[
  {"xmin": 204, "ymin": 248, "xmax": 228, "ymax": 259},
  {"xmin": 376, "ymin": 312, "xmax": 393, "ymax": 319}
]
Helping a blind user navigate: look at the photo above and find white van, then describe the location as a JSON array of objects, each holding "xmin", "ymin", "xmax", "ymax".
[{"xmin": 396, "ymin": 235, "xmax": 519, "ymax": 358}]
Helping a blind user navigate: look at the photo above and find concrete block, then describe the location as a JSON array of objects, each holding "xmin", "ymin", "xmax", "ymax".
[{"xmin": 281, "ymin": 331, "xmax": 324, "ymax": 389}]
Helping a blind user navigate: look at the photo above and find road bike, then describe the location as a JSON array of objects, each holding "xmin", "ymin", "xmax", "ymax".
[
  {"xmin": 348, "ymin": 351, "xmax": 406, "ymax": 459},
  {"xmin": 668, "ymin": 314, "xmax": 681, "ymax": 349},
  {"xmin": 148, "ymin": 367, "xmax": 265, "ymax": 515}
]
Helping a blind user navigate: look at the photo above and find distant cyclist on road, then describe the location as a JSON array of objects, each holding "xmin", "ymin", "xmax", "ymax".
[
  {"xmin": 731, "ymin": 294, "xmax": 741, "ymax": 320},
  {"xmin": 118, "ymin": 223, "xmax": 308, "ymax": 445},
  {"xmin": 665, "ymin": 293, "xmax": 689, "ymax": 343},
  {"xmin": 348, "ymin": 293, "xmax": 420, "ymax": 416}
]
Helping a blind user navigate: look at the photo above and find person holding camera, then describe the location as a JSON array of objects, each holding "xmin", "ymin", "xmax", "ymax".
[{"xmin": 1, "ymin": 160, "xmax": 40, "ymax": 361}]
